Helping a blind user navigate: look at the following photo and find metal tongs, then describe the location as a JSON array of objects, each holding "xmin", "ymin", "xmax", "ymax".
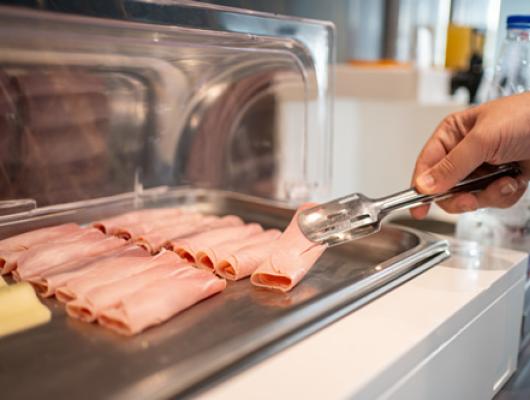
[{"xmin": 298, "ymin": 163, "xmax": 521, "ymax": 247}]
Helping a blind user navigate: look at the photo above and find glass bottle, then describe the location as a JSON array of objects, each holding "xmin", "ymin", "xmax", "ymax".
[{"xmin": 456, "ymin": 15, "xmax": 530, "ymax": 254}]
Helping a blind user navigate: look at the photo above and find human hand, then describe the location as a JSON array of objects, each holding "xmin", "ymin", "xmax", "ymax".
[{"xmin": 411, "ymin": 92, "xmax": 530, "ymax": 219}]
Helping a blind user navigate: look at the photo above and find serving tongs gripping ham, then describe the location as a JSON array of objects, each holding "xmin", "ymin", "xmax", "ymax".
[{"xmin": 298, "ymin": 163, "xmax": 521, "ymax": 247}]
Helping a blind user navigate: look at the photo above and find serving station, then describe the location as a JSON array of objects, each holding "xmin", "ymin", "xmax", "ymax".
[{"xmin": 0, "ymin": 2, "xmax": 526, "ymax": 399}]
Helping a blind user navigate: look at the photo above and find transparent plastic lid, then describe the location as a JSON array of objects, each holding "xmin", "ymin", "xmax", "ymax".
[{"xmin": 0, "ymin": 2, "xmax": 334, "ymax": 215}]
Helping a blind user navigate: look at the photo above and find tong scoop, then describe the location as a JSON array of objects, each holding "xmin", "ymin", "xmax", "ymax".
[{"xmin": 298, "ymin": 163, "xmax": 521, "ymax": 247}]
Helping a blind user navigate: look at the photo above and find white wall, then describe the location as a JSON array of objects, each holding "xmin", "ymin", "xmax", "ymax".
[{"xmin": 331, "ymin": 99, "xmax": 464, "ymax": 200}]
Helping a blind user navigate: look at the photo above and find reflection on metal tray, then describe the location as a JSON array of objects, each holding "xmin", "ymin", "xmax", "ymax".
[{"xmin": 0, "ymin": 189, "xmax": 449, "ymax": 399}]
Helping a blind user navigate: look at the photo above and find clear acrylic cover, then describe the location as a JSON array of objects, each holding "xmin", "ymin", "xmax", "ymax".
[{"xmin": 0, "ymin": 2, "xmax": 334, "ymax": 218}]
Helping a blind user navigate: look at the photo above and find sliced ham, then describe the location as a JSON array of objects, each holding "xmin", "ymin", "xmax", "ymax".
[
  {"xmin": 216, "ymin": 237, "xmax": 282, "ymax": 281},
  {"xmin": 0, "ymin": 223, "xmax": 81, "ymax": 274},
  {"xmin": 197, "ymin": 229, "xmax": 281, "ymax": 272},
  {"xmin": 92, "ymin": 208, "xmax": 183, "ymax": 234},
  {"xmin": 15, "ymin": 232, "xmax": 124, "ymax": 281},
  {"xmin": 251, "ymin": 204, "xmax": 327, "ymax": 292},
  {"xmin": 134, "ymin": 215, "xmax": 219, "ymax": 253},
  {"xmin": 29, "ymin": 245, "xmax": 148, "ymax": 297},
  {"xmin": 66, "ymin": 262, "xmax": 194, "ymax": 322},
  {"xmin": 14, "ymin": 228, "xmax": 106, "ymax": 280},
  {"xmin": 55, "ymin": 250, "xmax": 181, "ymax": 303},
  {"xmin": 136, "ymin": 215, "xmax": 241, "ymax": 254},
  {"xmin": 0, "ymin": 250, "xmax": 22, "ymax": 276},
  {"xmin": 0, "ymin": 223, "xmax": 81, "ymax": 252},
  {"xmin": 98, "ymin": 269, "xmax": 226, "ymax": 335},
  {"xmin": 109, "ymin": 212, "xmax": 204, "ymax": 241},
  {"xmin": 167, "ymin": 223, "xmax": 263, "ymax": 264}
]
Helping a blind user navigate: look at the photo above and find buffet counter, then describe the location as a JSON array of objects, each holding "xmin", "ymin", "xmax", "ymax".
[{"xmin": 202, "ymin": 239, "xmax": 527, "ymax": 400}]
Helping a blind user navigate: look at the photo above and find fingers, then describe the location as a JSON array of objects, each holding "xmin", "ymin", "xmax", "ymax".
[
  {"xmin": 409, "ymin": 101, "xmax": 530, "ymax": 217},
  {"xmin": 412, "ymin": 117, "xmax": 465, "ymax": 182},
  {"xmin": 410, "ymin": 164, "xmax": 431, "ymax": 219},
  {"xmin": 411, "ymin": 132, "xmax": 483, "ymax": 219},
  {"xmin": 412, "ymin": 110, "xmax": 477, "ymax": 179},
  {"xmin": 410, "ymin": 204, "xmax": 430, "ymax": 220},
  {"xmin": 415, "ymin": 133, "xmax": 484, "ymax": 194},
  {"xmin": 410, "ymin": 116, "xmax": 464, "ymax": 219},
  {"xmin": 435, "ymin": 176, "xmax": 528, "ymax": 213},
  {"xmin": 435, "ymin": 193, "xmax": 479, "ymax": 214},
  {"xmin": 474, "ymin": 176, "xmax": 527, "ymax": 209}
]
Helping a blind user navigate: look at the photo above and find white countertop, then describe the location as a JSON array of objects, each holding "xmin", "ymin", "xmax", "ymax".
[{"xmin": 200, "ymin": 240, "xmax": 528, "ymax": 399}]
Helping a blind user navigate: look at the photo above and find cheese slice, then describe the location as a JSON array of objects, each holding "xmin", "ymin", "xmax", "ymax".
[
  {"xmin": 0, "ymin": 282, "xmax": 51, "ymax": 338},
  {"xmin": 0, "ymin": 276, "xmax": 6, "ymax": 287}
]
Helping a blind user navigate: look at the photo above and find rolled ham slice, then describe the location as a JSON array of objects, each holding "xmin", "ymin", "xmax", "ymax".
[
  {"xmin": 134, "ymin": 215, "xmax": 219, "ymax": 253},
  {"xmin": 216, "ymin": 237, "xmax": 282, "ymax": 281},
  {"xmin": 92, "ymin": 208, "xmax": 183, "ymax": 234},
  {"xmin": 137, "ymin": 215, "xmax": 241, "ymax": 254},
  {"xmin": 14, "ymin": 228, "xmax": 106, "ymax": 280},
  {"xmin": 0, "ymin": 223, "xmax": 81, "ymax": 252},
  {"xmin": 167, "ymin": 223, "xmax": 263, "ymax": 264},
  {"xmin": 66, "ymin": 262, "xmax": 194, "ymax": 322},
  {"xmin": 251, "ymin": 204, "xmax": 327, "ymax": 292},
  {"xmin": 98, "ymin": 269, "xmax": 226, "ymax": 335},
  {"xmin": 55, "ymin": 250, "xmax": 181, "ymax": 303},
  {"xmin": 0, "ymin": 223, "xmax": 81, "ymax": 274},
  {"xmin": 197, "ymin": 229, "xmax": 281, "ymax": 272},
  {"xmin": 15, "ymin": 232, "xmax": 124, "ymax": 281},
  {"xmin": 0, "ymin": 251, "xmax": 22, "ymax": 276},
  {"xmin": 109, "ymin": 212, "xmax": 204, "ymax": 241},
  {"xmin": 29, "ymin": 245, "xmax": 148, "ymax": 297}
]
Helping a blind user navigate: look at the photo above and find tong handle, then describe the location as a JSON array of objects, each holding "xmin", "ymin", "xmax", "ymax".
[{"xmin": 378, "ymin": 163, "xmax": 522, "ymax": 214}]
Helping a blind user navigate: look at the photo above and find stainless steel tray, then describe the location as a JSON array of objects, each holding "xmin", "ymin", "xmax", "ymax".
[{"xmin": 0, "ymin": 189, "xmax": 449, "ymax": 399}]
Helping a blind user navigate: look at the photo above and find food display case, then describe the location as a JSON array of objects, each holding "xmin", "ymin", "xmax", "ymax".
[
  {"xmin": 0, "ymin": 0, "xmax": 335, "ymax": 208},
  {"xmin": 0, "ymin": 2, "xmax": 526, "ymax": 399}
]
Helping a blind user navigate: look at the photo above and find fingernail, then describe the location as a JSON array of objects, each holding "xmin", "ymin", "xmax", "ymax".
[
  {"xmin": 501, "ymin": 182, "xmax": 518, "ymax": 196},
  {"xmin": 418, "ymin": 173, "xmax": 435, "ymax": 189},
  {"xmin": 518, "ymin": 178, "xmax": 527, "ymax": 189}
]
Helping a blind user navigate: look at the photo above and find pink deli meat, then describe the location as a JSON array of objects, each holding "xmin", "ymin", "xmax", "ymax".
[
  {"xmin": 216, "ymin": 237, "xmax": 282, "ymax": 281},
  {"xmin": 66, "ymin": 262, "xmax": 193, "ymax": 322},
  {"xmin": 98, "ymin": 269, "xmax": 226, "ymax": 335},
  {"xmin": 197, "ymin": 229, "xmax": 281, "ymax": 272},
  {"xmin": 29, "ymin": 245, "xmax": 148, "ymax": 297},
  {"xmin": 134, "ymin": 215, "xmax": 225, "ymax": 254},
  {"xmin": 167, "ymin": 223, "xmax": 263, "ymax": 263},
  {"xmin": 251, "ymin": 204, "xmax": 327, "ymax": 292},
  {"xmin": 92, "ymin": 208, "xmax": 183, "ymax": 234},
  {"xmin": 0, "ymin": 250, "xmax": 22, "ymax": 276},
  {"xmin": 15, "ymin": 230, "xmax": 125, "ymax": 281},
  {"xmin": 55, "ymin": 250, "xmax": 181, "ymax": 303},
  {"xmin": 14, "ymin": 228, "xmax": 107, "ymax": 279},
  {"xmin": 109, "ymin": 212, "xmax": 205, "ymax": 241},
  {"xmin": 0, "ymin": 223, "xmax": 81, "ymax": 274},
  {"xmin": 0, "ymin": 223, "xmax": 80, "ymax": 252}
]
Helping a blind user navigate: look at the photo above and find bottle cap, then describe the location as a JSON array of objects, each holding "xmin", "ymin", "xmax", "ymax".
[{"xmin": 507, "ymin": 15, "xmax": 530, "ymax": 29}]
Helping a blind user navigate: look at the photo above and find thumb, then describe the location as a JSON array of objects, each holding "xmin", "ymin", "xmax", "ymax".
[{"xmin": 415, "ymin": 134, "xmax": 484, "ymax": 194}]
